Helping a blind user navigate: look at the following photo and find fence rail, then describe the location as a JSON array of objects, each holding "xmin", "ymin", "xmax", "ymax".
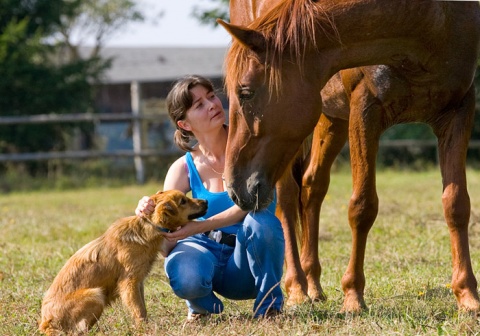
[
  {"xmin": 0, "ymin": 113, "xmax": 160, "ymax": 125},
  {"xmin": 0, "ymin": 149, "xmax": 180, "ymax": 162},
  {"xmin": 0, "ymin": 109, "xmax": 178, "ymax": 183}
]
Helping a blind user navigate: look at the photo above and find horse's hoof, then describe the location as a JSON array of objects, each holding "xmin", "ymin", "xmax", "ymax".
[
  {"xmin": 285, "ymin": 292, "xmax": 311, "ymax": 306},
  {"xmin": 340, "ymin": 293, "xmax": 367, "ymax": 314},
  {"xmin": 457, "ymin": 297, "xmax": 480, "ymax": 313},
  {"xmin": 308, "ymin": 287, "xmax": 327, "ymax": 302}
]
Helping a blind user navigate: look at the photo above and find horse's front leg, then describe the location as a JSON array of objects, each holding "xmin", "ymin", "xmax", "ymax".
[
  {"xmin": 276, "ymin": 167, "xmax": 310, "ymax": 305},
  {"xmin": 434, "ymin": 85, "xmax": 479, "ymax": 312},
  {"xmin": 341, "ymin": 91, "xmax": 382, "ymax": 313},
  {"xmin": 301, "ymin": 114, "xmax": 348, "ymax": 302}
]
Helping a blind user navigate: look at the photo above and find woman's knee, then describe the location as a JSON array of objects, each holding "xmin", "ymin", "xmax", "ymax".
[
  {"xmin": 165, "ymin": 244, "xmax": 215, "ymax": 299},
  {"xmin": 167, "ymin": 264, "xmax": 212, "ymax": 299}
]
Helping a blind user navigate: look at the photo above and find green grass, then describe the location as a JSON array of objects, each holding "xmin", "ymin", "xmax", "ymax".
[{"xmin": 2, "ymin": 169, "xmax": 480, "ymax": 335}]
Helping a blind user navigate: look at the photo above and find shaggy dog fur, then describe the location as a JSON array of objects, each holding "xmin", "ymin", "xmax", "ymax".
[{"xmin": 39, "ymin": 190, "xmax": 207, "ymax": 335}]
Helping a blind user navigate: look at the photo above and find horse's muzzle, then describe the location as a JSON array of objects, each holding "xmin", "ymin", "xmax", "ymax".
[{"xmin": 227, "ymin": 172, "xmax": 274, "ymax": 211}]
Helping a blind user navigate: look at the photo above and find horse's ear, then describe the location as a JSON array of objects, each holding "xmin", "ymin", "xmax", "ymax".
[{"xmin": 217, "ymin": 19, "xmax": 266, "ymax": 53}]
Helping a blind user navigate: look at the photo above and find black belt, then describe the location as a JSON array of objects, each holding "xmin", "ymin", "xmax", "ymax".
[{"xmin": 203, "ymin": 230, "xmax": 236, "ymax": 247}]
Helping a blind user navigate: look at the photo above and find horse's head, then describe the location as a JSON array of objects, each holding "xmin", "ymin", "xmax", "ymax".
[{"xmin": 219, "ymin": 17, "xmax": 324, "ymax": 211}]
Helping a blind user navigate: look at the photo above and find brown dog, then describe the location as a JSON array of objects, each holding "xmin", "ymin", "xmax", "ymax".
[{"xmin": 39, "ymin": 190, "xmax": 207, "ymax": 335}]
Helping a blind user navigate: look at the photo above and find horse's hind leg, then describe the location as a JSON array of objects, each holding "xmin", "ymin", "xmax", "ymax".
[
  {"xmin": 434, "ymin": 85, "xmax": 480, "ymax": 312},
  {"xmin": 300, "ymin": 114, "xmax": 348, "ymax": 302},
  {"xmin": 341, "ymin": 88, "xmax": 382, "ymax": 313}
]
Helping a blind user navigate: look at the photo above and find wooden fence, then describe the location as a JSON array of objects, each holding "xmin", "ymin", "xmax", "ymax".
[
  {"xmin": 2, "ymin": 109, "xmax": 480, "ymax": 184},
  {"xmin": 0, "ymin": 82, "xmax": 183, "ymax": 183}
]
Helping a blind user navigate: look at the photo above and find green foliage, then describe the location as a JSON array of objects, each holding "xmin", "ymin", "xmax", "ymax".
[
  {"xmin": 381, "ymin": 124, "xmax": 436, "ymax": 141},
  {"xmin": 0, "ymin": 0, "xmax": 108, "ymax": 161},
  {"xmin": 0, "ymin": 0, "xmax": 147, "ymax": 176},
  {"xmin": 192, "ymin": 0, "xmax": 230, "ymax": 27},
  {"xmin": 57, "ymin": 0, "xmax": 144, "ymax": 53}
]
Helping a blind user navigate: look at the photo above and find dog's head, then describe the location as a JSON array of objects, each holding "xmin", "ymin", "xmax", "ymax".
[{"xmin": 146, "ymin": 190, "xmax": 208, "ymax": 231}]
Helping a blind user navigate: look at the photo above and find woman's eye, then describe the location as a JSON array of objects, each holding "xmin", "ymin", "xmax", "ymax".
[{"xmin": 238, "ymin": 88, "xmax": 254, "ymax": 101}]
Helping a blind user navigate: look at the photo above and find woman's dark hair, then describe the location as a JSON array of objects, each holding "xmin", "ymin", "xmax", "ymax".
[{"xmin": 166, "ymin": 75, "xmax": 216, "ymax": 152}]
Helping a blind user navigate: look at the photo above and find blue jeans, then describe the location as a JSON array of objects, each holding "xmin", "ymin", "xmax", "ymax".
[{"xmin": 164, "ymin": 209, "xmax": 285, "ymax": 317}]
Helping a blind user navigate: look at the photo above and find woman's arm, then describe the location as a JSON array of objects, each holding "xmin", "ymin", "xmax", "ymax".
[
  {"xmin": 161, "ymin": 205, "xmax": 248, "ymax": 241},
  {"xmin": 163, "ymin": 156, "xmax": 190, "ymax": 193}
]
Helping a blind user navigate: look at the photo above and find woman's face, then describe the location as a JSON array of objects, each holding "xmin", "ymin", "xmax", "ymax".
[{"xmin": 178, "ymin": 84, "xmax": 226, "ymax": 134}]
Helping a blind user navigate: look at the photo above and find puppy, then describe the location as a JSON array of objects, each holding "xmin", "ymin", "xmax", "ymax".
[{"xmin": 39, "ymin": 190, "xmax": 207, "ymax": 335}]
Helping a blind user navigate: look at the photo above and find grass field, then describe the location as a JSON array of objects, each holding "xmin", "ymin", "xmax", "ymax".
[{"xmin": 2, "ymin": 169, "xmax": 480, "ymax": 335}]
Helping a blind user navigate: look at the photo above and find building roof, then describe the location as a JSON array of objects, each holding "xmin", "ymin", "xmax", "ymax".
[{"xmin": 84, "ymin": 47, "xmax": 228, "ymax": 84}]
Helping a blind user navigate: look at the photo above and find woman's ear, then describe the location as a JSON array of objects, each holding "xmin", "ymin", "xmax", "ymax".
[{"xmin": 177, "ymin": 120, "xmax": 192, "ymax": 131}]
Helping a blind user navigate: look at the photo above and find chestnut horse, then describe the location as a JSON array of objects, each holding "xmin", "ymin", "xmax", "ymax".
[
  {"xmin": 230, "ymin": 0, "xmax": 350, "ymax": 306},
  {"xmin": 220, "ymin": 0, "xmax": 480, "ymax": 313}
]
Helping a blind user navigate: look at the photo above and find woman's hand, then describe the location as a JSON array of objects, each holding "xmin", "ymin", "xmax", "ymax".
[
  {"xmin": 135, "ymin": 196, "xmax": 155, "ymax": 217},
  {"xmin": 158, "ymin": 221, "xmax": 204, "ymax": 257},
  {"xmin": 162, "ymin": 220, "xmax": 205, "ymax": 241}
]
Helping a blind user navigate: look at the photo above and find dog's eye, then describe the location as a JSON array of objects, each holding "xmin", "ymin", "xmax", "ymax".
[{"xmin": 179, "ymin": 198, "xmax": 187, "ymax": 205}]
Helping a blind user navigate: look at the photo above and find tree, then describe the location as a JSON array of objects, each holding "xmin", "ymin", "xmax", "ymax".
[
  {"xmin": 192, "ymin": 0, "xmax": 230, "ymax": 27},
  {"xmin": 51, "ymin": 0, "xmax": 145, "ymax": 61},
  {"xmin": 0, "ymin": 0, "xmax": 144, "ymax": 174}
]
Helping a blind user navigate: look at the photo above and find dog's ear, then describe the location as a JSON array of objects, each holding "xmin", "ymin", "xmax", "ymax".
[{"xmin": 150, "ymin": 200, "xmax": 178, "ymax": 228}]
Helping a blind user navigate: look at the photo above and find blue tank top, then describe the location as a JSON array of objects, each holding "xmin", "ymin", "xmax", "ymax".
[{"xmin": 185, "ymin": 152, "xmax": 276, "ymax": 235}]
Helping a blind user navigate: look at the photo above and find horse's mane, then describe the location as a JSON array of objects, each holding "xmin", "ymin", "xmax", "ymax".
[{"xmin": 225, "ymin": 0, "xmax": 340, "ymax": 97}]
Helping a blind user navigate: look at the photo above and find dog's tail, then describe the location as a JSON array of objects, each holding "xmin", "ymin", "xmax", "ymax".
[
  {"xmin": 65, "ymin": 287, "xmax": 105, "ymax": 304},
  {"xmin": 38, "ymin": 318, "xmax": 53, "ymax": 335},
  {"xmin": 39, "ymin": 288, "xmax": 106, "ymax": 335}
]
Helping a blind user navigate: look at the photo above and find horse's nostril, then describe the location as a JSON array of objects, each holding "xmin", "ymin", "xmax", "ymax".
[{"xmin": 246, "ymin": 174, "xmax": 260, "ymax": 194}]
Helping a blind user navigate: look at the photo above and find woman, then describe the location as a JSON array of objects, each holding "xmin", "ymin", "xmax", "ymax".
[{"xmin": 135, "ymin": 75, "xmax": 285, "ymax": 320}]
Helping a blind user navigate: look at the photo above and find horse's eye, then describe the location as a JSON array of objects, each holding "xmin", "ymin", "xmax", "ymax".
[{"xmin": 238, "ymin": 88, "xmax": 255, "ymax": 101}]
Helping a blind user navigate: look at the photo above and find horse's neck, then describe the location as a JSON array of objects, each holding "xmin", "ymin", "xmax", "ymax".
[
  {"xmin": 230, "ymin": 0, "xmax": 281, "ymax": 25},
  {"xmin": 230, "ymin": 0, "xmax": 255, "ymax": 25}
]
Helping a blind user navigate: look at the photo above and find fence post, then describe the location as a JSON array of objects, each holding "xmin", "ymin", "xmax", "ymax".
[{"xmin": 131, "ymin": 81, "xmax": 145, "ymax": 184}]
